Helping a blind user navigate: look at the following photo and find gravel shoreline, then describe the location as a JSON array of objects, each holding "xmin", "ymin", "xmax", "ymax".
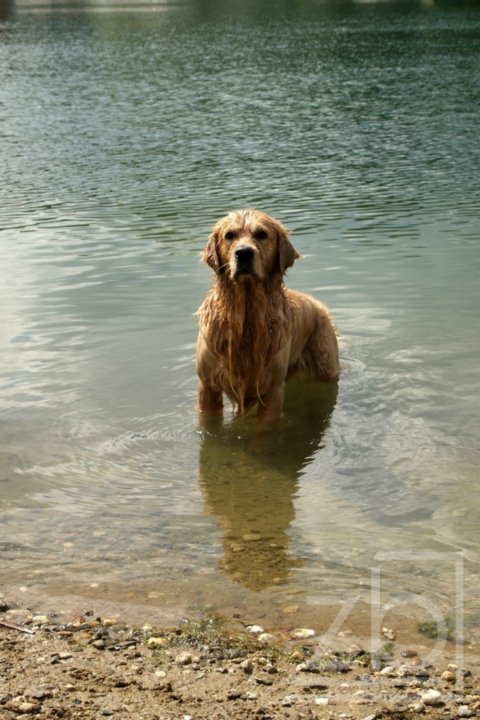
[{"xmin": 1, "ymin": 600, "xmax": 479, "ymax": 720}]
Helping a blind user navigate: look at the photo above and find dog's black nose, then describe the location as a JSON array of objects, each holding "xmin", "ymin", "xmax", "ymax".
[{"xmin": 235, "ymin": 246, "xmax": 254, "ymax": 262}]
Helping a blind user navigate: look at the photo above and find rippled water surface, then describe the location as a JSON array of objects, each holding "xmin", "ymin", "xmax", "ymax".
[{"xmin": 1, "ymin": 0, "xmax": 480, "ymax": 640}]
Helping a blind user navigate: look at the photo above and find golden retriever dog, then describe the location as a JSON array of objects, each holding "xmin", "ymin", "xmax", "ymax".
[{"xmin": 196, "ymin": 209, "xmax": 340, "ymax": 420}]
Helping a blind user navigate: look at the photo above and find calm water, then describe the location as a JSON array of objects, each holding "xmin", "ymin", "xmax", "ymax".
[{"xmin": 1, "ymin": 0, "xmax": 480, "ymax": 641}]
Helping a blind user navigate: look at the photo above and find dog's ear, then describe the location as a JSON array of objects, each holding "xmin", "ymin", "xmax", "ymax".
[
  {"xmin": 201, "ymin": 231, "xmax": 221, "ymax": 274},
  {"xmin": 275, "ymin": 224, "xmax": 300, "ymax": 276}
]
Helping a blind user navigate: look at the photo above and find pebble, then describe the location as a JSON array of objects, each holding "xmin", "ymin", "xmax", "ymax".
[
  {"xmin": 17, "ymin": 703, "xmax": 38, "ymax": 713},
  {"xmin": 240, "ymin": 659, "xmax": 253, "ymax": 674},
  {"xmin": 382, "ymin": 627, "xmax": 396, "ymax": 641},
  {"xmin": 441, "ymin": 670, "xmax": 456, "ymax": 682},
  {"xmin": 227, "ymin": 690, "xmax": 242, "ymax": 699},
  {"xmin": 255, "ymin": 675, "xmax": 273, "ymax": 686},
  {"xmin": 258, "ymin": 633, "xmax": 275, "ymax": 644},
  {"xmin": 71, "ymin": 615, "xmax": 86, "ymax": 627},
  {"xmin": 457, "ymin": 705, "xmax": 473, "ymax": 717},
  {"xmin": 92, "ymin": 640, "xmax": 106, "ymax": 650},
  {"xmin": 292, "ymin": 628, "xmax": 316, "ymax": 639},
  {"xmin": 314, "ymin": 697, "xmax": 329, "ymax": 705},
  {"xmin": 146, "ymin": 637, "xmax": 168, "ymax": 648},
  {"xmin": 247, "ymin": 625, "xmax": 264, "ymax": 634},
  {"xmin": 422, "ymin": 689, "xmax": 443, "ymax": 705},
  {"xmin": 290, "ymin": 651, "xmax": 304, "ymax": 661},
  {"xmin": 175, "ymin": 651, "xmax": 193, "ymax": 666},
  {"xmin": 379, "ymin": 666, "xmax": 394, "ymax": 676},
  {"xmin": 402, "ymin": 649, "xmax": 418, "ymax": 658},
  {"xmin": 32, "ymin": 615, "xmax": 49, "ymax": 624}
]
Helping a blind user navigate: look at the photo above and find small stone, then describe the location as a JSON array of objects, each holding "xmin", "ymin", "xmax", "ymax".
[
  {"xmin": 290, "ymin": 651, "xmax": 304, "ymax": 661},
  {"xmin": 292, "ymin": 628, "xmax": 316, "ymax": 639},
  {"xmin": 380, "ymin": 666, "xmax": 394, "ymax": 676},
  {"xmin": 92, "ymin": 639, "xmax": 106, "ymax": 649},
  {"xmin": 422, "ymin": 689, "xmax": 442, "ymax": 705},
  {"xmin": 402, "ymin": 649, "xmax": 418, "ymax": 658},
  {"xmin": 244, "ymin": 691, "xmax": 257, "ymax": 700},
  {"xmin": 258, "ymin": 632, "xmax": 274, "ymax": 644},
  {"xmin": 32, "ymin": 615, "xmax": 49, "ymax": 624},
  {"xmin": 255, "ymin": 675, "xmax": 273, "ymax": 685},
  {"xmin": 457, "ymin": 706, "xmax": 473, "ymax": 717},
  {"xmin": 18, "ymin": 703, "xmax": 38, "ymax": 714},
  {"xmin": 103, "ymin": 618, "xmax": 118, "ymax": 626},
  {"xmin": 58, "ymin": 651, "xmax": 73, "ymax": 659},
  {"xmin": 243, "ymin": 532, "xmax": 262, "ymax": 541},
  {"xmin": 175, "ymin": 651, "xmax": 193, "ymax": 666},
  {"xmin": 359, "ymin": 715, "xmax": 377, "ymax": 720},
  {"xmin": 441, "ymin": 670, "xmax": 456, "ymax": 682},
  {"xmin": 240, "ymin": 659, "xmax": 254, "ymax": 674},
  {"xmin": 283, "ymin": 605, "xmax": 299, "ymax": 615},
  {"xmin": 71, "ymin": 615, "xmax": 86, "ymax": 627},
  {"xmin": 314, "ymin": 697, "xmax": 329, "ymax": 706},
  {"xmin": 409, "ymin": 701, "xmax": 425, "ymax": 712},
  {"xmin": 147, "ymin": 637, "xmax": 168, "ymax": 648},
  {"xmin": 247, "ymin": 625, "xmax": 264, "ymax": 634},
  {"xmin": 382, "ymin": 627, "xmax": 396, "ymax": 641},
  {"xmin": 227, "ymin": 690, "xmax": 242, "ymax": 699}
]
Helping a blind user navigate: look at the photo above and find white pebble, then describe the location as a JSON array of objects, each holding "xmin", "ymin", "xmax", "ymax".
[
  {"xmin": 258, "ymin": 632, "xmax": 274, "ymax": 644},
  {"xmin": 175, "ymin": 651, "xmax": 193, "ymax": 666},
  {"xmin": 422, "ymin": 689, "xmax": 442, "ymax": 705},
  {"xmin": 247, "ymin": 625, "xmax": 264, "ymax": 634},
  {"xmin": 380, "ymin": 666, "xmax": 394, "ymax": 675},
  {"xmin": 457, "ymin": 706, "xmax": 473, "ymax": 718},
  {"xmin": 32, "ymin": 615, "xmax": 49, "ymax": 624},
  {"xmin": 292, "ymin": 628, "xmax": 316, "ymax": 639}
]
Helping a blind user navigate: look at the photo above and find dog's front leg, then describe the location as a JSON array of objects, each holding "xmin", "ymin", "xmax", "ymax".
[
  {"xmin": 197, "ymin": 381, "xmax": 223, "ymax": 414},
  {"xmin": 257, "ymin": 382, "xmax": 285, "ymax": 421}
]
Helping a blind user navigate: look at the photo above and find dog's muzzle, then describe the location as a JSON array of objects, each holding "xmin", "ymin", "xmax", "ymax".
[{"xmin": 234, "ymin": 245, "xmax": 255, "ymax": 277}]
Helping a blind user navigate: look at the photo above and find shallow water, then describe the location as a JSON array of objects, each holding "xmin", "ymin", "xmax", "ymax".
[{"xmin": 1, "ymin": 0, "xmax": 480, "ymax": 644}]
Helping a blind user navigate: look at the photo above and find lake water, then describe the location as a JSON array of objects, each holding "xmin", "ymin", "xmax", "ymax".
[{"xmin": 1, "ymin": 0, "xmax": 480, "ymax": 651}]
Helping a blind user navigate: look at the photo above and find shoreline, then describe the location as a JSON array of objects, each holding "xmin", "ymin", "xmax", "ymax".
[{"xmin": 1, "ymin": 597, "xmax": 480, "ymax": 720}]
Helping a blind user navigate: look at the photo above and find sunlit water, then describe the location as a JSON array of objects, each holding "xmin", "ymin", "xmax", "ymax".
[{"xmin": 1, "ymin": 0, "xmax": 480, "ymax": 644}]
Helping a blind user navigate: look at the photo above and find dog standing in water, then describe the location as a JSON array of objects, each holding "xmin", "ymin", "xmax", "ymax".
[{"xmin": 196, "ymin": 209, "xmax": 340, "ymax": 420}]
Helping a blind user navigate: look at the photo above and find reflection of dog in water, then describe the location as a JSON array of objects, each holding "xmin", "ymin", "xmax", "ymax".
[{"xmin": 199, "ymin": 378, "xmax": 338, "ymax": 591}]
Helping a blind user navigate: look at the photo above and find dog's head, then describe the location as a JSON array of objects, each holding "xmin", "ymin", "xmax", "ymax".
[{"xmin": 202, "ymin": 209, "xmax": 300, "ymax": 283}]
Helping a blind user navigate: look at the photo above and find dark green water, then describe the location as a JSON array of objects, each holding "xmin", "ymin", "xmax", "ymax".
[{"xmin": 1, "ymin": 0, "xmax": 480, "ymax": 638}]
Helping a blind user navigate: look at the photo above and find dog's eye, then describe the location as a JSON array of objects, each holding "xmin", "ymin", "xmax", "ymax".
[
  {"xmin": 254, "ymin": 229, "xmax": 268, "ymax": 241},
  {"xmin": 225, "ymin": 231, "xmax": 235, "ymax": 241}
]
